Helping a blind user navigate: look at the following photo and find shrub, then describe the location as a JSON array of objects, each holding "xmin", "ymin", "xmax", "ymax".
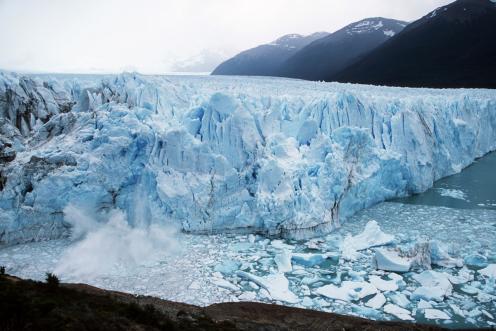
[
  {"xmin": 45, "ymin": 273, "xmax": 59, "ymax": 289},
  {"xmin": 0, "ymin": 266, "xmax": 5, "ymax": 275}
]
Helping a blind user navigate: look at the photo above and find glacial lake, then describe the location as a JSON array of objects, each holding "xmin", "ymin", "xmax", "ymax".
[{"xmin": 396, "ymin": 151, "xmax": 496, "ymax": 210}]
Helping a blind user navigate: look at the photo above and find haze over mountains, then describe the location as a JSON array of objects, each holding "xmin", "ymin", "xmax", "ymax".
[
  {"xmin": 212, "ymin": 0, "xmax": 496, "ymax": 88},
  {"xmin": 211, "ymin": 32, "xmax": 329, "ymax": 76}
]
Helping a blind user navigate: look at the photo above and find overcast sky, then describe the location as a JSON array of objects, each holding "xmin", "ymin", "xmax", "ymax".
[{"xmin": 0, "ymin": 0, "xmax": 453, "ymax": 74}]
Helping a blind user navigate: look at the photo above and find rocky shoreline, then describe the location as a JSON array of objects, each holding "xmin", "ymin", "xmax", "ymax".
[{"xmin": 0, "ymin": 273, "xmax": 481, "ymax": 331}]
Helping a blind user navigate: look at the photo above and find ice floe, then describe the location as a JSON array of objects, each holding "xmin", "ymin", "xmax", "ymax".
[
  {"xmin": 341, "ymin": 221, "xmax": 395, "ymax": 260},
  {"xmin": 237, "ymin": 271, "xmax": 299, "ymax": 303},
  {"xmin": 315, "ymin": 281, "xmax": 378, "ymax": 302}
]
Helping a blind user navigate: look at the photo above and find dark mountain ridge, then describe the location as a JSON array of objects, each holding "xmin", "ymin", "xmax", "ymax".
[
  {"xmin": 334, "ymin": 0, "xmax": 496, "ymax": 88},
  {"xmin": 211, "ymin": 32, "xmax": 328, "ymax": 76},
  {"xmin": 277, "ymin": 18, "xmax": 407, "ymax": 81}
]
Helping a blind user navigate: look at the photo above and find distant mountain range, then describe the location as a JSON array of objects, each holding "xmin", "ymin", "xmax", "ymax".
[
  {"xmin": 211, "ymin": 32, "xmax": 329, "ymax": 76},
  {"xmin": 212, "ymin": 0, "xmax": 496, "ymax": 88},
  {"xmin": 278, "ymin": 18, "xmax": 407, "ymax": 81},
  {"xmin": 335, "ymin": 0, "xmax": 496, "ymax": 88}
]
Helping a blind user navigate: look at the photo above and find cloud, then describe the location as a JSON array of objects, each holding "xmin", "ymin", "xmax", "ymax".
[{"xmin": 0, "ymin": 0, "xmax": 453, "ymax": 73}]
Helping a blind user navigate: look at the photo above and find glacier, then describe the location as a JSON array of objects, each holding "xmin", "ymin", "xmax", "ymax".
[{"xmin": 1, "ymin": 71, "xmax": 496, "ymax": 245}]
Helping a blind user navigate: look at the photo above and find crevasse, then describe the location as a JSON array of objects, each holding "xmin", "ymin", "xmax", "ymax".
[{"xmin": 1, "ymin": 72, "xmax": 495, "ymax": 245}]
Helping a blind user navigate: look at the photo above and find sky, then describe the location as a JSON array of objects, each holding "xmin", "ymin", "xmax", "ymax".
[{"xmin": 0, "ymin": 0, "xmax": 453, "ymax": 74}]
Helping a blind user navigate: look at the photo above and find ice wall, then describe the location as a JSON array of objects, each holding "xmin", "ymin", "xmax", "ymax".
[{"xmin": 1, "ymin": 72, "xmax": 495, "ymax": 245}]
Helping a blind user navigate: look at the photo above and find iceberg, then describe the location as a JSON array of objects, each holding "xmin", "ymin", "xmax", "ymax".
[
  {"xmin": 373, "ymin": 248, "xmax": 412, "ymax": 272},
  {"xmin": 236, "ymin": 271, "xmax": 299, "ymax": 303},
  {"xmin": 365, "ymin": 292, "xmax": 386, "ymax": 309},
  {"xmin": 424, "ymin": 309, "xmax": 451, "ymax": 320},
  {"xmin": 341, "ymin": 221, "xmax": 395, "ymax": 260},
  {"xmin": 274, "ymin": 250, "xmax": 292, "ymax": 273},
  {"xmin": 411, "ymin": 270, "xmax": 453, "ymax": 302},
  {"xmin": 1, "ymin": 72, "xmax": 496, "ymax": 245},
  {"xmin": 291, "ymin": 253, "xmax": 330, "ymax": 267},
  {"xmin": 383, "ymin": 304, "xmax": 413, "ymax": 321},
  {"xmin": 479, "ymin": 264, "xmax": 496, "ymax": 278},
  {"xmin": 315, "ymin": 281, "xmax": 378, "ymax": 302}
]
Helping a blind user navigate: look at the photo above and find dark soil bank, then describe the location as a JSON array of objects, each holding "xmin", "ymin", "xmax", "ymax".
[{"xmin": 0, "ymin": 274, "xmax": 484, "ymax": 331}]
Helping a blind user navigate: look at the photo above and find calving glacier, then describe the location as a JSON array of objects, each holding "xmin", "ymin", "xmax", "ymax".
[{"xmin": 1, "ymin": 72, "xmax": 495, "ymax": 245}]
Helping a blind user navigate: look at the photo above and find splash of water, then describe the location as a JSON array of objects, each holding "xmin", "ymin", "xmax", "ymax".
[{"xmin": 55, "ymin": 204, "xmax": 179, "ymax": 280}]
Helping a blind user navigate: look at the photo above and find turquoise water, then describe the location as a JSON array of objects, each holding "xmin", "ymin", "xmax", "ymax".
[{"xmin": 395, "ymin": 152, "xmax": 496, "ymax": 210}]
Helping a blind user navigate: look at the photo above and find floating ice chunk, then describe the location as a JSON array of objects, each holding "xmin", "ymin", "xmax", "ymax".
[
  {"xmin": 271, "ymin": 240, "xmax": 295, "ymax": 250},
  {"xmin": 424, "ymin": 308, "xmax": 451, "ymax": 320},
  {"xmin": 301, "ymin": 296, "xmax": 314, "ymax": 307},
  {"xmin": 447, "ymin": 267, "xmax": 473, "ymax": 284},
  {"xmin": 368, "ymin": 275, "xmax": 399, "ymax": 292},
  {"xmin": 352, "ymin": 305, "xmax": 383, "ymax": 319},
  {"xmin": 482, "ymin": 310, "xmax": 494, "ymax": 320},
  {"xmin": 387, "ymin": 273, "xmax": 404, "ymax": 282},
  {"xmin": 449, "ymin": 303, "xmax": 465, "ymax": 317},
  {"xmin": 238, "ymin": 291, "xmax": 256, "ymax": 301},
  {"xmin": 189, "ymin": 280, "xmax": 201, "ymax": 290},
  {"xmin": 214, "ymin": 260, "xmax": 241, "ymax": 275},
  {"xmin": 417, "ymin": 300, "xmax": 433, "ymax": 309},
  {"xmin": 383, "ymin": 304, "xmax": 413, "ymax": 321},
  {"xmin": 388, "ymin": 292, "xmax": 410, "ymax": 308},
  {"xmin": 464, "ymin": 254, "xmax": 488, "ymax": 268},
  {"xmin": 291, "ymin": 253, "xmax": 330, "ymax": 267},
  {"xmin": 341, "ymin": 221, "xmax": 395, "ymax": 260},
  {"xmin": 411, "ymin": 270, "xmax": 452, "ymax": 301},
  {"xmin": 315, "ymin": 281, "xmax": 377, "ymax": 302},
  {"xmin": 479, "ymin": 264, "xmax": 496, "ymax": 278},
  {"xmin": 365, "ymin": 292, "xmax": 386, "ymax": 309},
  {"xmin": 477, "ymin": 292, "xmax": 496, "ymax": 303},
  {"xmin": 437, "ymin": 188, "xmax": 467, "ymax": 200},
  {"xmin": 305, "ymin": 238, "xmax": 324, "ymax": 250},
  {"xmin": 236, "ymin": 271, "xmax": 298, "ymax": 303},
  {"xmin": 274, "ymin": 250, "xmax": 292, "ymax": 273},
  {"xmin": 429, "ymin": 241, "xmax": 463, "ymax": 268},
  {"xmin": 460, "ymin": 284, "xmax": 479, "ymax": 295},
  {"xmin": 373, "ymin": 248, "xmax": 412, "ymax": 272},
  {"xmin": 212, "ymin": 278, "xmax": 239, "ymax": 292}
]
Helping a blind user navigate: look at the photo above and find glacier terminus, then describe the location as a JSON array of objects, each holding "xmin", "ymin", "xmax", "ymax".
[{"xmin": 1, "ymin": 72, "xmax": 496, "ymax": 245}]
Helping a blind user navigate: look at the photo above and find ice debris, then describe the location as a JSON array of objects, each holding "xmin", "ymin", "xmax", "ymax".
[
  {"xmin": 341, "ymin": 221, "xmax": 395, "ymax": 260},
  {"xmin": 315, "ymin": 281, "xmax": 377, "ymax": 302},
  {"xmin": 424, "ymin": 308, "xmax": 451, "ymax": 320},
  {"xmin": 411, "ymin": 271, "xmax": 453, "ymax": 302},
  {"xmin": 236, "ymin": 271, "xmax": 299, "ymax": 303},
  {"xmin": 373, "ymin": 248, "xmax": 412, "ymax": 272},
  {"xmin": 383, "ymin": 304, "xmax": 414, "ymax": 321},
  {"xmin": 365, "ymin": 292, "xmax": 386, "ymax": 309},
  {"xmin": 479, "ymin": 264, "xmax": 496, "ymax": 278}
]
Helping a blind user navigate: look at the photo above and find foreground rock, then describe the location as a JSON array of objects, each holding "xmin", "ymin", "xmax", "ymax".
[{"xmin": 0, "ymin": 273, "xmax": 450, "ymax": 331}]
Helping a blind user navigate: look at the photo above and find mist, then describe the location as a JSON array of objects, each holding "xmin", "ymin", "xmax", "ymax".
[
  {"xmin": 0, "ymin": 0, "xmax": 453, "ymax": 74},
  {"xmin": 55, "ymin": 205, "xmax": 180, "ymax": 280}
]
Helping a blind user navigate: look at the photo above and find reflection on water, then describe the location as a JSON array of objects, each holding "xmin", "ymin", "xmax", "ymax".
[{"xmin": 395, "ymin": 152, "xmax": 496, "ymax": 210}]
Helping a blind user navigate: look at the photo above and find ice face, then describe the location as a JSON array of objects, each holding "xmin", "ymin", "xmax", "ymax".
[{"xmin": 1, "ymin": 71, "xmax": 496, "ymax": 244}]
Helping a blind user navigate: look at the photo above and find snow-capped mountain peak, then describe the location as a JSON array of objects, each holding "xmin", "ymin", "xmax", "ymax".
[
  {"xmin": 269, "ymin": 32, "xmax": 329, "ymax": 49},
  {"xmin": 345, "ymin": 18, "xmax": 406, "ymax": 36}
]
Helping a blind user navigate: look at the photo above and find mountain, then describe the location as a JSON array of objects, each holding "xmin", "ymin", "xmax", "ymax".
[
  {"xmin": 335, "ymin": 0, "xmax": 496, "ymax": 88},
  {"xmin": 211, "ymin": 32, "xmax": 329, "ymax": 76},
  {"xmin": 278, "ymin": 18, "xmax": 407, "ymax": 81}
]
